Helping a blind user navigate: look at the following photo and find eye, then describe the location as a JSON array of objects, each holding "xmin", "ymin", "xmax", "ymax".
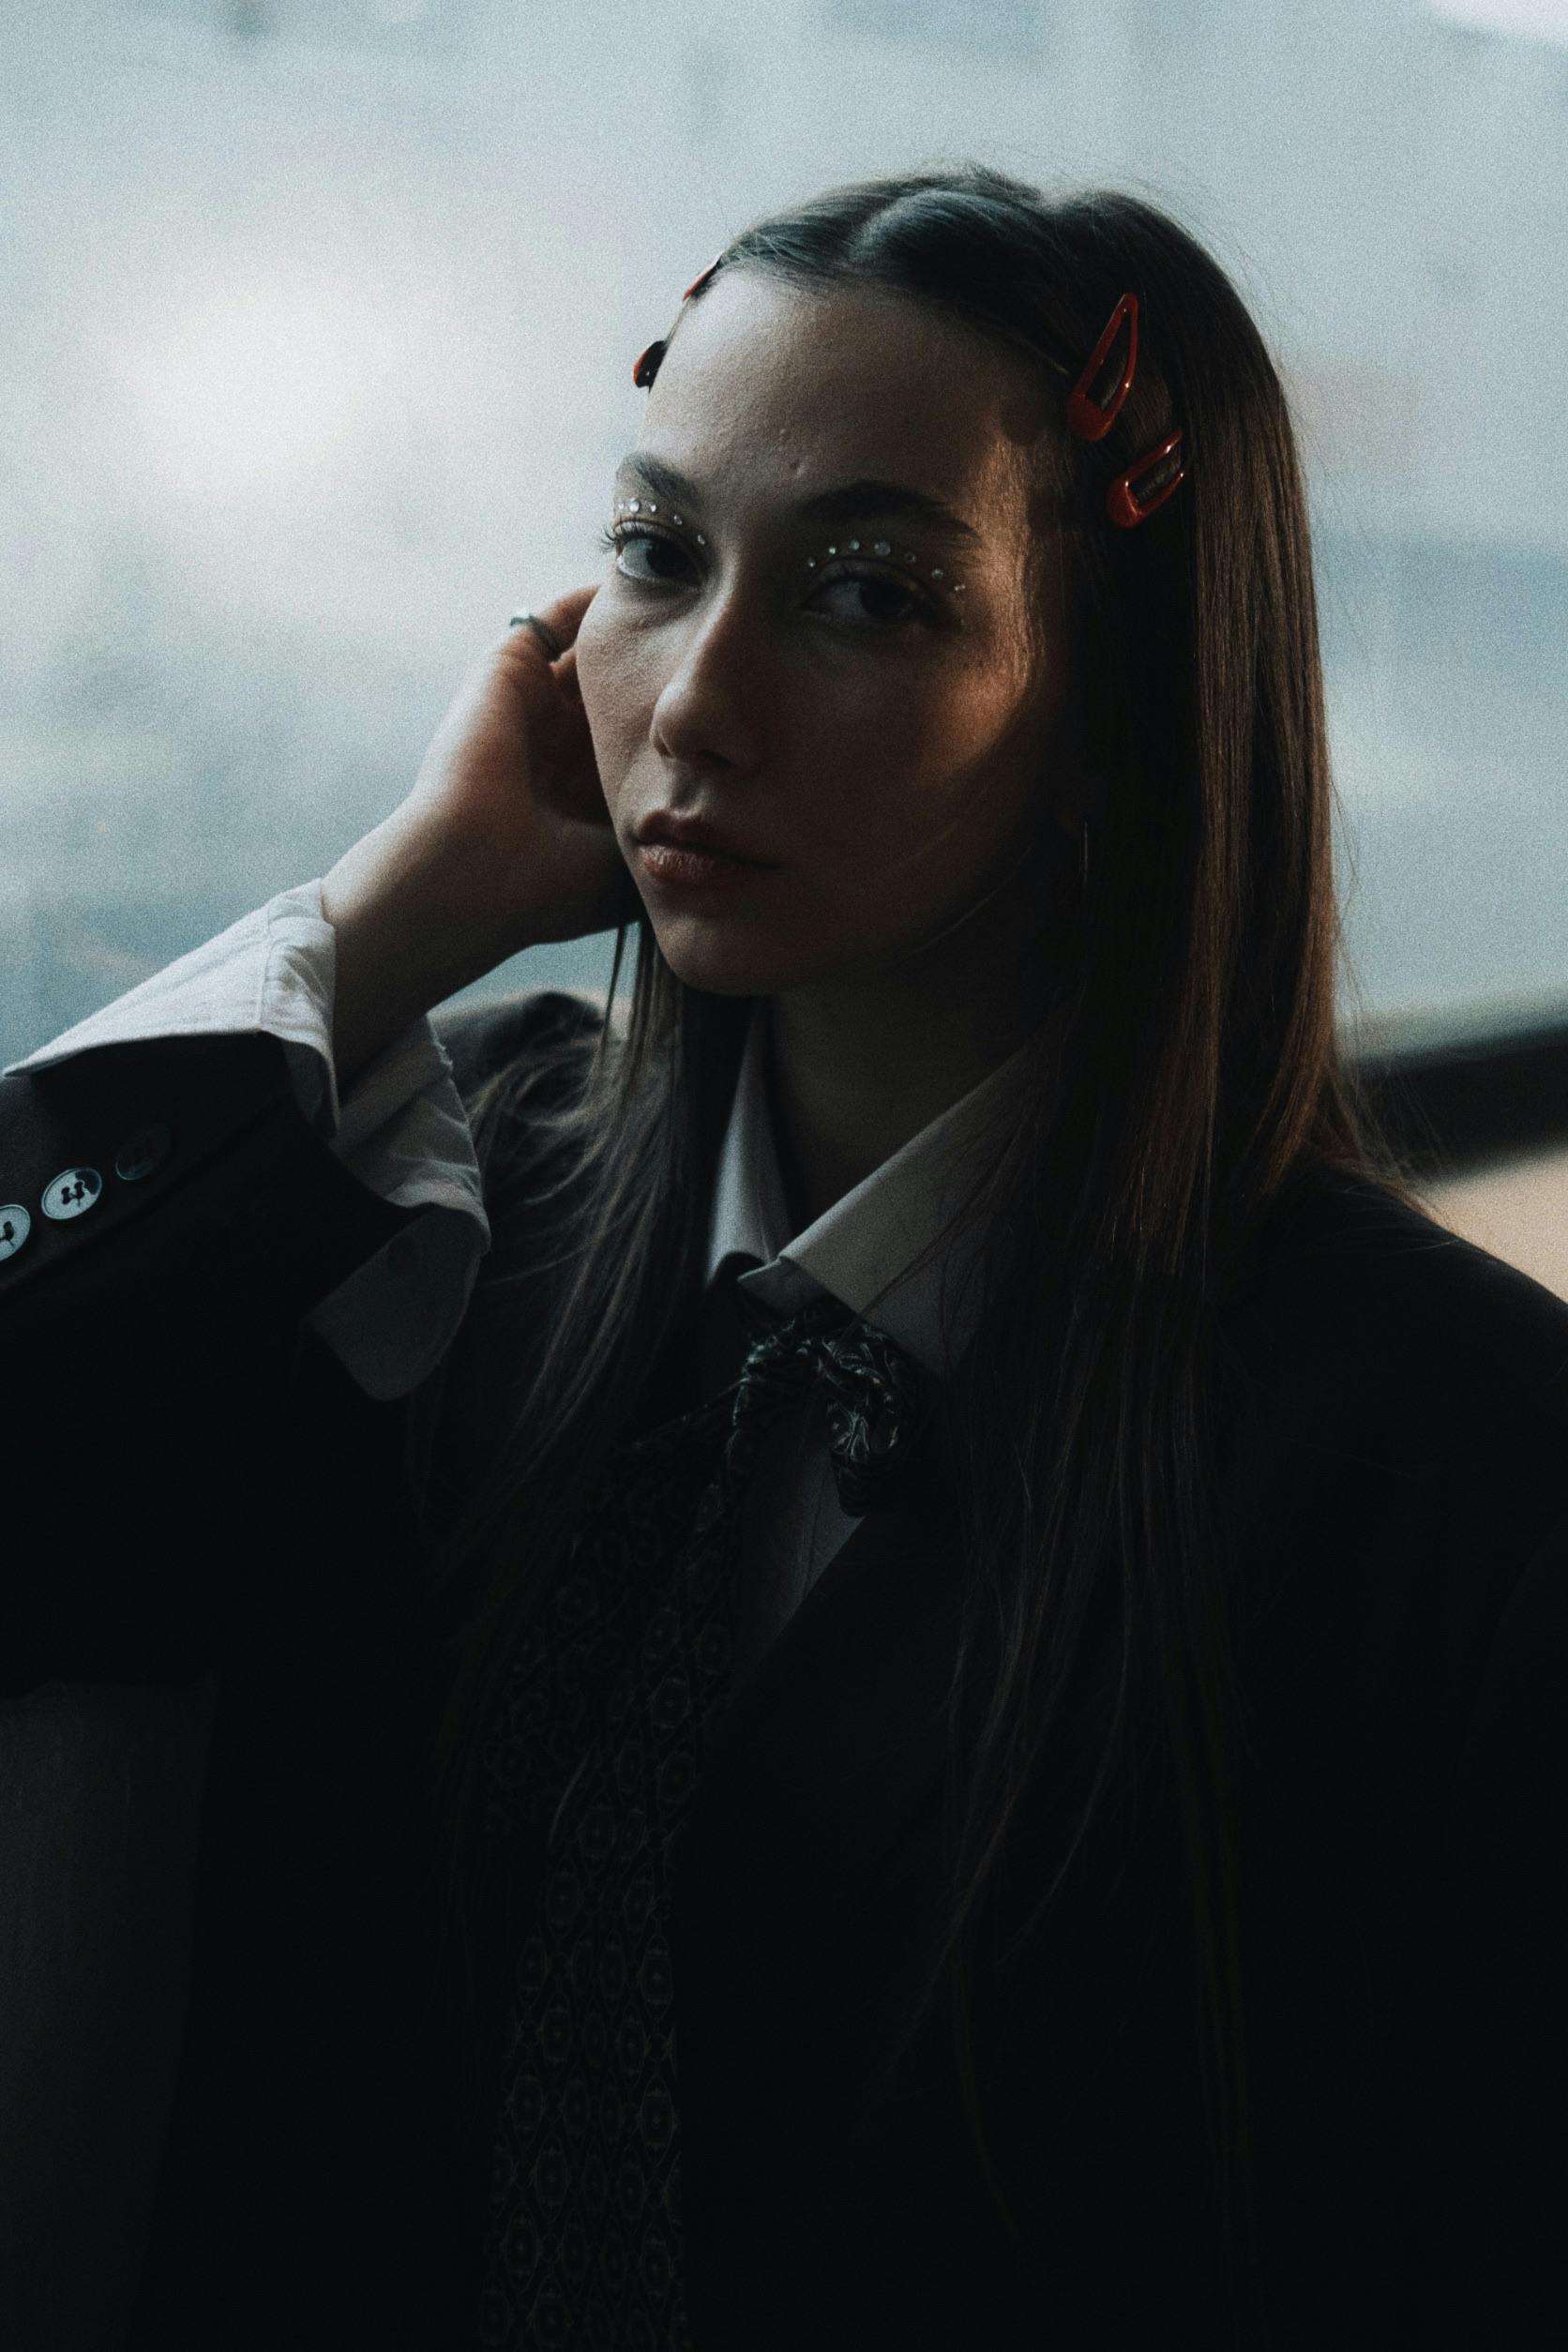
[
  {"xmin": 597, "ymin": 520, "xmax": 691, "ymax": 584},
  {"xmin": 811, "ymin": 565, "xmax": 927, "ymax": 629},
  {"xmin": 596, "ymin": 520, "xmax": 939, "ymax": 630}
]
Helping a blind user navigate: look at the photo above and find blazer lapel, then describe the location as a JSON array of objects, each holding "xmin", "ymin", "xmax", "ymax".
[{"xmin": 671, "ymin": 1429, "xmax": 964, "ymax": 2063}]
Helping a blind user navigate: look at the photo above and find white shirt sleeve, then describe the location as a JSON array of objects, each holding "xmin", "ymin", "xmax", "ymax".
[{"xmin": 4, "ymin": 878, "xmax": 490, "ymax": 1402}]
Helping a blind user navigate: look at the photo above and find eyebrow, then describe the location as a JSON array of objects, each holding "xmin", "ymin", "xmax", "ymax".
[{"xmin": 614, "ymin": 451, "xmax": 985, "ymax": 554}]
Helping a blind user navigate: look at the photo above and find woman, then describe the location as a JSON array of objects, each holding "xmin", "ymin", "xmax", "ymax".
[{"xmin": 3, "ymin": 166, "xmax": 1563, "ymax": 2349}]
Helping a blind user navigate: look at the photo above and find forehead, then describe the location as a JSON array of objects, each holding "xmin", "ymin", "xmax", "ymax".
[{"xmin": 629, "ymin": 268, "xmax": 1052, "ymax": 528}]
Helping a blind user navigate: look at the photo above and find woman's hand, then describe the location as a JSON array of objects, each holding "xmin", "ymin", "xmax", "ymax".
[
  {"xmin": 395, "ymin": 586, "xmax": 632, "ymax": 949},
  {"xmin": 321, "ymin": 586, "xmax": 636, "ymax": 1090}
]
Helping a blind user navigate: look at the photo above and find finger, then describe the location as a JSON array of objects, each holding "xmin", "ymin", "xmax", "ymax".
[
  {"xmin": 516, "ymin": 582, "xmax": 597, "ymax": 656},
  {"xmin": 551, "ymin": 641, "xmax": 582, "ymax": 706}
]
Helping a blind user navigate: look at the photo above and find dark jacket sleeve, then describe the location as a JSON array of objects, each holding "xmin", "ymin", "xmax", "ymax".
[
  {"xmin": 0, "ymin": 984, "xmax": 610, "ymax": 2351},
  {"xmin": 0, "ymin": 1028, "xmax": 421, "ymax": 1691},
  {"xmin": 0, "ymin": 983, "xmax": 608, "ymax": 1695}
]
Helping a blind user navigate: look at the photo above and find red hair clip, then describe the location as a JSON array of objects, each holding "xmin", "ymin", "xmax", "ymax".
[
  {"xmin": 1066, "ymin": 291, "xmax": 1138, "ymax": 443},
  {"xmin": 1106, "ymin": 428, "xmax": 1185, "ymax": 529},
  {"xmin": 1063, "ymin": 290, "xmax": 1188, "ymax": 524},
  {"xmin": 633, "ymin": 251, "xmax": 727, "ymax": 387},
  {"xmin": 681, "ymin": 251, "xmax": 725, "ymax": 302}
]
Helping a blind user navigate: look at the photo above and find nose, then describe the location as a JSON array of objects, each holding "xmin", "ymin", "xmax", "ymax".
[{"xmin": 648, "ymin": 583, "xmax": 775, "ymax": 776}]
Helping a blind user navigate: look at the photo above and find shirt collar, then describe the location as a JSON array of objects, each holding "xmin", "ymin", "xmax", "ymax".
[{"xmin": 704, "ymin": 999, "xmax": 1034, "ymax": 1379}]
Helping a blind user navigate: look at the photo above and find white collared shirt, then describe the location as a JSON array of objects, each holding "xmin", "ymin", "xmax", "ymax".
[
  {"xmin": 705, "ymin": 995, "xmax": 1022, "ymax": 1378},
  {"xmin": 694, "ymin": 997, "xmax": 1025, "ymax": 1681},
  {"xmin": 8, "ymin": 880, "xmax": 1028, "ymax": 1677}
]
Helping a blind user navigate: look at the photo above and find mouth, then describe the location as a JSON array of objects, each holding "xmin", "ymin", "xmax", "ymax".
[
  {"xmin": 637, "ymin": 838, "xmax": 773, "ymax": 890},
  {"xmin": 632, "ymin": 805, "xmax": 780, "ymax": 888}
]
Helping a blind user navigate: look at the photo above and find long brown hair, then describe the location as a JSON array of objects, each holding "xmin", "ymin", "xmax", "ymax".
[{"xmin": 404, "ymin": 167, "xmax": 1417, "ymax": 2342}]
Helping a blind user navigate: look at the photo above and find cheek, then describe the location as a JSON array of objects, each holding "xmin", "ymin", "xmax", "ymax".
[
  {"xmin": 572, "ymin": 602, "xmax": 619, "ymax": 731},
  {"xmin": 573, "ymin": 607, "xmax": 656, "ymax": 798},
  {"xmin": 788, "ymin": 665, "xmax": 987, "ymax": 822},
  {"xmin": 803, "ymin": 670, "xmax": 1033, "ymax": 852}
]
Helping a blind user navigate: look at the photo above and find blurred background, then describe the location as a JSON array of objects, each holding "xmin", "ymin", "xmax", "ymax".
[{"xmin": 4, "ymin": 0, "xmax": 1567, "ymax": 1044}]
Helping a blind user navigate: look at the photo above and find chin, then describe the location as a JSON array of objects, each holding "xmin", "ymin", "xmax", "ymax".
[
  {"xmin": 646, "ymin": 915, "xmax": 816, "ymax": 999},
  {"xmin": 652, "ymin": 939, "xmax": 780, "ymax": 998}
]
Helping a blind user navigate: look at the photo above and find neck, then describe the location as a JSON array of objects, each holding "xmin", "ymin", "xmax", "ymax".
[{"xmin": 762, "ymin": 874, "xmax": 1060, "ymax": 1233}]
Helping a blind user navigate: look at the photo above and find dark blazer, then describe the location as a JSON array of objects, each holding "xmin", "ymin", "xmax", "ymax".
[{"xmin": 2, "ymin": 996, "xmax": 1564, "ymax": 2350}]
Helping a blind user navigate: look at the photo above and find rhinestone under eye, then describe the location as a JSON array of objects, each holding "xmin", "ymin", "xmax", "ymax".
[
  {"xmin": 627, "ymin": 499, "xmax": 641, "ymax": 511},
  {"xmin": 873, "ymin": 541, "xmax": 891, "ymax": 555}
]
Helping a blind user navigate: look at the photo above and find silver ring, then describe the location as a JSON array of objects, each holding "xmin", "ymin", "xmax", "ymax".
[{"xmin": 507, "ymin": 610, "xmax": 564, "ymax": 660}]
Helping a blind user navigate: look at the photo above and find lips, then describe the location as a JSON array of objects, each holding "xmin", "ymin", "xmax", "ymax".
[
  {"xmin": 634, "ymin": 812, "xmax": 774, "ymax": 866},
  {"xmin": 638, "ymin": 839, "xmax": 764, "ymax": 888}
]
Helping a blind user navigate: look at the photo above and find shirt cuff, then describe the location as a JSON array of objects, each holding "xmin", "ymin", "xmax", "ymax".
[
  {"xmin": 305, "ymin": 1203, "xmax": 488, "ymax": 1402},
  {"xmin": 305, "ymin": 995, "xmax": 493, "ymax": 1401},
  {"xmin": 7, "ymin": 878, "xmax": 338, "ymax": 1121},
  {"xmin": 6, "ymin": 878, "xmax": 493, "ymax": 1401}
]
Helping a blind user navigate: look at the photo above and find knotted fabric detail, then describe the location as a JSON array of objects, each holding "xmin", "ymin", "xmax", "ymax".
[
  {"xmin": 728, "ymin": 1283, "xmax": 932, "ymax": 1518},
  {"xmin": 475, "ymin": 1287, "xmax": 930, "ymax": 2347}
]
